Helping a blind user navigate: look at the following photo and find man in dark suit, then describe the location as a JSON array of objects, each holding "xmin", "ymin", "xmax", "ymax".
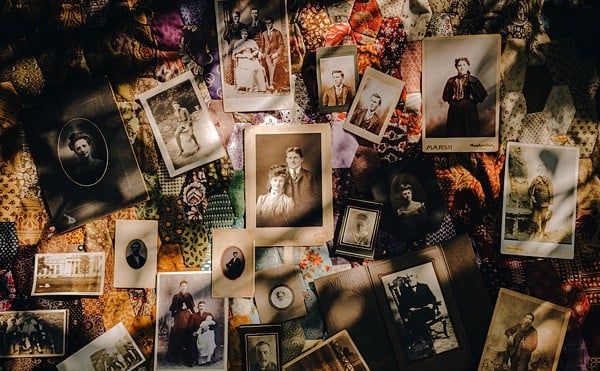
[
  {"xmin": 322, "ymin": 70, "xmax": 353, "ymax": 107},
  {"xmin": 502, "ymin": 313, "xmax": 538, "ymax": 371},
  {"xmin": 224, "ymin": 251, "xmax": 243, "ymax": 279},
  {"xmin": 285, "ymin": 146, "xmax": 321, "ymax": 226},
  {"xmin": 397, "ymin": 273, "xmax": 438, "ymax": 354},
  {"xmin": 260, "ymin": 17, "xmax": 286, "ymax": 92},
  {"xmin": 349, "ymin": 92, "xmax": 385, "ymax": 134},
  {"xmin": 250, "ymin": 341, "xmax": 277, "ymax": 371},
  {"xmin": 247, "ymin": 8, "xmax": 266, "ymax": 46},
  {"xmin": 126, "ymin": 240, "xmax": 146, "ymax": 269}
]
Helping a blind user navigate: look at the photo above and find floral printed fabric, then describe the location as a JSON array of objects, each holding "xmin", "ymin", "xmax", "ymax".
[
  {"xmin": 375, "ymin": 17, "xmax": 407, "ymax": 71},
  {"xmin": 297, "ymin": 2, "xmax": 331, "ymax": 52},
  {"xmin": 348, "ymin": 0, "xmax": 382, "ymax": 45}
]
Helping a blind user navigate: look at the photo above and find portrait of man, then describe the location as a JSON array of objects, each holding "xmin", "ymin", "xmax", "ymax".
[
  {"xmin": 125, "ymin": 240, "xmax": 147, "ymax": 270},
  {"xmin": 248, "ymin": 8, "xmax": 266, "ymax": 44},
  {"xmin": 502, "ymin": 312, "xmax": 538, "ymax": 371},
  {"xmin": 260, "ymin": 16, "xmax": 287, "ymax": 93},
  {"xmin": 224, "ymin": 250, "xmax": 244, "ymax": 279},
  {"xmin": 66, "ymin": 131, "xmax": 106, "ymax": 185},
  {"xmin": 322, "ymin": 70, "xmax": 353, "ymax": 107},
  {"xmin": 348, "ymin": 92, "xmax": 384, "ymax": 134},
  {"xmin": 172, "ymin": 101, "xmax": 199, "ymax": 156},
  {"xmin": 285, "ymin": 146, "xmax": 321, "ymax": 226},
  {"xmin": 250, "ymin": 340, "xmax": 278, "ymax": 371},
  {"xmin": 528, "ymin": 150, "xmax": 556, "ymax": 240}
]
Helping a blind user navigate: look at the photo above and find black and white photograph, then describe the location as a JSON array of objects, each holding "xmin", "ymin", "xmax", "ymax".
[
  {"xmin": 57, "ymin": 322, "xmax": 145, "ymax": 371},
  {"xmin": 211, "ymin": 228, "xmax": 254, "ymax": 298},
  {"xmin": 371, "ymin": 159, "xmax": 446, "ymax": 241},
  {"xmin": 478, "ymin": 288, "xmax": 570, "ymax": 371},
  {"xmin": 283, "ymin": 329, "xmax": 370, "ymax": 371},
  {"xmin": 343, "ymin": 66, "xmax": 405, "ymax": 144},
  {"xmin": 21, "ymin": 78, "xmax": 149, "ymax": 233},
  {"xmin": 114, "ymin": 219, "xmax": 158, "ymax": 288},
  {"xmin": 0, "ymin": 309, "xmax": 67, "ymax": 358},
  {"xmin": 334, "ymin": 198, "xmax": 383, "ymax": 259},
  {"xmin": 380, "ymin": 262, "xmax": 459, "ymax": 362},
  {"xmin": 422, "ymin": 34, "xmax": 500, "ymax": 152},
  {"xmin": 245, "ymin": 124, "xmax": 333, "ymax": 247},
  {"xmin": 239, "ymin": 324, "xmax": 282, "ymax": 371},
  {"xmin": 215, "ymin": 0, "xmax": 294, "ymax": 112},
  {"xmin": 31, "ymin": 252, "xmax": 106, "ymax": 296},
  {"xmin": 316, "ymin": 45, "xmax": 358, "ymax": 113},
  {"xmin": 501, "ymin": 142, "xmax": 579, "ymax": 259},
  {"xmin": 254, "ymin": 264, "xmax": 306, "ymax": 324},
  {"xmin": 138, "ymin": 70, "xmax": 227, "ymax": 177},
  {"xmin": 155, "ymin": 271, "xmax": 228, "ymax": 370}
]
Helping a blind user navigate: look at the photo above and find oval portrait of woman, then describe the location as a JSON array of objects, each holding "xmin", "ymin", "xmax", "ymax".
[
  {"xmin": 221, "ymin": 246, "xmax": 245, "ymax": 280},
  {"xmin": 58, "ymin": 118, "xmax": 109, "ymax": 186}
]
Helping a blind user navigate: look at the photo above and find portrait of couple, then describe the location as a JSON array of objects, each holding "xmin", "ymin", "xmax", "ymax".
[{"xmin": 255, "ymin": 145, "xmax": 321, "ymax": 228}]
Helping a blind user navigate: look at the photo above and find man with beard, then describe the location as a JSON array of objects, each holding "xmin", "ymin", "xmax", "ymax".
[{"xmin": 502, "ymin": 312, "xmax": 538, "ymax": 371}]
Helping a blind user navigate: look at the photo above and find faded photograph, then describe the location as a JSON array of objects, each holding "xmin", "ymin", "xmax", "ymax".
[
  {"xmin": 0, "ymin": 310, "xmax": 67, "ymax": 358},
  {"xmin": 32, "ymin": 252, "xmax": 105, "ymax": 296}
]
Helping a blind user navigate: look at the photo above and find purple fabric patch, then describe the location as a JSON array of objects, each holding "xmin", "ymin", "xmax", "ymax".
[{"xmin": 150, "ymin": 8, "xmax": 184, "ymax": 51}]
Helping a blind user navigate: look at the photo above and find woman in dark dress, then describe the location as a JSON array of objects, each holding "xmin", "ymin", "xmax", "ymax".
[{"xmin": 442, "ymin": 57, "xmax": 488, "ymax": 137}]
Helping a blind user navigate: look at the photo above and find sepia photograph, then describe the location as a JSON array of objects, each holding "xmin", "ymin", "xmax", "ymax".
[
  {"xmin": 0, "ymin": 309, "xmax": 67, "ymax": 358},
  {"xmin": 138, "ymin": 70, "xmax": 227, "ymax": 177},
  {"xmin": 21, "ymin": 78, "xmax": 148, "ymax": 233},
  {"xmin": 316, "ymin": 45, "xmax": 358, "ymax": 113},
  {"xmin": 245, "ymin": 124, "xmax": 333, "ymax": 247},
  {"xmin": 422, "ymin": 34, "xmax": 500, "ymax": 152},
  {"xmin": 57, "ymin": 322, "xmax": 145, "ymax": 371},
  {"xmin": 501, "ymin": 142, "xmax": 579, "ymax": 259},
  {"xmin": 114, "ymin": 219, "xmax": 158, "ymax": 288},
  {"xmin": 155, "ymin": 271, "xmax": 228, "ymax": 370},
  {"xmin": 283, "ymin": 329, "xmax": 370, "ymax": 371},
  {"xmin": 254, "ymin": 264, "xmax": 306, "ymax": 324},
  {"xmin": 371, "ymin": 158, "xmax": 446, "ymax": 241},
  {"xmin": 334, "ymin": 198, "xmax": 383, "ymax": 259},
  {"xmin": 343, "ymin": 66, "xmax": 405, "ymax": 144},
  {"xmin": 239, "ymin": 324, "xmax": 282, "ymax": 371},
  {"xmin": 215, "ymin": 0, "xmax": 294, "ymax": 112},
  {"xmin": 31, "ymin": 252, "xmax": 105, "ymax": 296},
  {"xmin": 478, "ymin": 288, "xmax": 571, "ymax": 371},
  {"xmin": 211, "ymin": 228, "xmax": 255, "ymax": 298}
]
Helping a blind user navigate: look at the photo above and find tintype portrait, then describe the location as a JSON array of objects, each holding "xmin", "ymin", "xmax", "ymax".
[
  {"xmin": 344, "ymin": 66, "xmax": 405, "ymax": 144},
  {"xmin": 380, "ymin": 262, "xmax": 458, "ymax": 362},
  {"xmin": 215, "ymin": 0, "xmax": 294, "ymax": 112},
  {"xmin": 211, "ymin": 229, "xmax": 254, "ymax": 298},
  {"xmin": 245, "ymin": 124, "xmax": 333, "ymax": 247},
  {"xmin": 138, "ymin": 70, "xmax": 227, "ymax": 177},
  {"xmin": 316, "ymin": 45, "xmax": 358, "ymax": 113},
  {"xmin": 501, "ymin": 142, "xmax": 579, "ymax": 259},
  {"xmin": 0, "ymin": 310, "xmax": 67, "ymax": 358},
  {"xmin": 335, "ymin": 198, "xmax": 383, "ymax": 259},
  {"xmin": 155, "ymin": 272, "xmax": 228, "ymax": 370},
  {"xmin": 114, "ymin": 219, "xmax": 158, "ymax": 289},
  {"xmin": 478, "ymin": 288, "xmax": 570, "ymax": 371},
  {"xmin": 371, "ymin": 159, "xmax": 446, "ymax": 241},
  {"xmin": 21, "ymin": 78, "xmax": 148, "ymax": 232},
  {"xmin": 239, "ymin": 324, "xmax": 282, "ymax": 371},
  {"xmin": 255, "ymin": 264, "xmax": 306, "ymax": 323},
  {"xmin": 422, "ymin": 35, "xmax": 500, "ymax": 152}
]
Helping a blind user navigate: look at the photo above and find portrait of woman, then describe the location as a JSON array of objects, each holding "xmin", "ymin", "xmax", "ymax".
[
  {"xmin": 442, "ymin": 57, "xmax": 488, "ymax": 137},
  {"xmin": 256, "ymin": 164, "xmax": 295, "ymax": 227},
  {"xmin": 232, "ymin": 28, "xmax": 267, "ymax": 93}
]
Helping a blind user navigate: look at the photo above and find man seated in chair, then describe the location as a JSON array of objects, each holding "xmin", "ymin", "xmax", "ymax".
[{"xmin": 398, "ymin": 273, "xmax": 438, "ymax": 355}]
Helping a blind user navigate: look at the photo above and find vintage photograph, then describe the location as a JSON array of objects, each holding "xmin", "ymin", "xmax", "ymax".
[
  {"xmin": 138, "ymin": 70, "xmax": 227, "ymax": 177},
  {"xmin": 316, "ymin": 45, "xmax": 358, "ymax": 113},
  {"xmin": 334, "ymin": 198, "xmax": 383, "ymax": 259},
  {"xmin": 239, "ymin": 324, "xmax": 282, "ymax": 371},
  {"xmin": 215, "ymin": 0, "xmax": 294, "ymax": 112},
  {"xmin": 0, "ymin": 309, "xmax": 67, "ymax": 358},
  {"xmin": 155, "ymin": 271, "xmax": 228, "ymax": 370},
  {"xmin": 422, "ymin": 34, "xmax": 500, "ymax": 152},
  {"xmin": 255, "ymin": 264, "xmax": 306, "ymax": 324},
  {"xmin": 370, "ymin": 158, "xmax": 446, "ymax": 241},
  {"xmin": 380, "ymin": 262, "xmax": 458, "ymax": 362},
  {"xmin": 21, "ymin": 78, "xmax": 148, "ymax": 232},
  {"xmin": 283, "ymin": 329, "xmax": 370, "ymax": 371},
  {"xmin": 31, "ymin": 252, "xmax": 106, "ymax": 296},
  {"xmin": 343, "ymin": 66, "xmax": 405, "ymax": 144},
  {"xmin": 501, "ymin": 142, "xmax": 579, "ymax": 259},
  {"xmin": 57, "ymin": 322, "xmax": 145, "ymax": 371},
  {"xmin": 114, "ymin": 219, "xmax": 158, "ymax": 288},
  {"xmin": 245, "ymin": 124, "xmax": 333, "ymax": 247},
  {"xmin": 211, "ymin": 228, "xmax": 255, "ymax": 298},
  {"xmin": 478, "ymin": 288, "xmax": 571, "ymax": 371}
]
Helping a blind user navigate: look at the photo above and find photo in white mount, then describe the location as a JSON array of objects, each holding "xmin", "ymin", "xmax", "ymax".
[
  {"xmin": 138, "ymin": 71, "xmax": 227, "ymax": 177},
  {"xmin": 31, "ymin": 252, "xmax": 106, "ymax": 296},
  {"xmin": 501, "ymin": 142, "xmax": 579, "ymax": 259}
]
